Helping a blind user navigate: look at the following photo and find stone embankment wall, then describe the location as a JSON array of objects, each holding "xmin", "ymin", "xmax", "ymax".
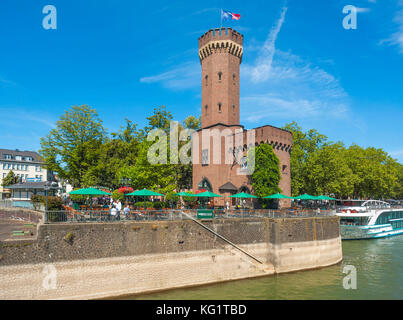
[
  {"xmin": 0, "ymin": 208, "xmax": 43, "ymax": 224},
  {"xmin": 0, "ymin": 215, "xmax": 342, "ymax": 299}
]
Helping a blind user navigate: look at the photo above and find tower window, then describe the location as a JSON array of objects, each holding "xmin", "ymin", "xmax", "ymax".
[
  {"xmin": 205, "ymin": 105, "xmax": 208, "ymax": 115},
  {"xmin": 205, "ymin": 74, "xmax": 208, "ymax": 86},
  {"xmin": 218, "ymin": 72, "xmax": 222, "ymax": 81},
  {"xmin": 218, "ymin": 103, "xmax": 222, "ymax": 112}
]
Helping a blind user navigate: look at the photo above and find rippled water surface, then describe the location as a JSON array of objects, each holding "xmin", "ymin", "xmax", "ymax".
[{"xmin": 122, "ymin": 235, "xmax": 403, "ymax": 300}]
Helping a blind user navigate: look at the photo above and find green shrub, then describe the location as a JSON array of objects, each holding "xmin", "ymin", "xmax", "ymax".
[
  {"xmin": 153, "ymin": 201, "xmax": 167, "ymax": 210},
  {"xmin": 31, "ymin": 195, "xmax": 44, "ymax": 203},
  {"xmin": 70, "ymin": 194, "xmax": 87, "ymax": 204},
  {"xmin": 47, "ymin": 211, "xmax": 66, "ymax": 222},
  {"xmin": 133, "ymin": 201, "xmax": 153, "ymax": 209},
  {"xmin": 183, "ymin": 192, "xmax": 197, "ymax": 207},
  {"xmin": 46, "ymin": 196, "xmax": 64, "ymax": 211},
  {"xmin": 165, "ymin": 192, "xmax": 179, "ymax": 208},
  {"xmin": 112, "ymin": 190, "xmax": 125, "ymax": 201},
  {"xmin": 32, "ymin": 195, "xmax": 63, "ymax": 211},
  {"xmin": 63, "ymin": 231, "xmax": 74, "ymax": 244}
]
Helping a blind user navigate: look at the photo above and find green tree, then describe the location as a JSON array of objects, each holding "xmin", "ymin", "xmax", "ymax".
[
  {"xmin": 39, "ymin": 105, "xmax": 106, "ymax": 188},
  {"xmin": 345, "ymin": 145, "xmax": 399, "ymax": 199},
  {"xmin": 249, "ymin": 144, "xmax": 281, "ymax": 207},
  {"xmin": 395, "ymin": 163, "xmax": 403, "ymax": 199},
  {"xmin": 2, "ymin": 170, "xmax": 18, "ymax": 187},
  {"xmin": 144, "ymin": 105, "xmax": 173, "ymax": 134},
  {"xmin": 183, "ymin": 115, "xmax": 201, "ymax": 130},
  {"xmin": 282, "ymin": 121, "xmax": 328, "ymax": 196},
  {"xmin": 118, "ymin": 139, "xmax": 176, "ymax": 194},
  {"xmin": 303, "ymin": 143, "xmax": 355, "ymax": 198},
  {"xmin": 82, "ymin": 119, "xmax": 141, "ymax": 189}
]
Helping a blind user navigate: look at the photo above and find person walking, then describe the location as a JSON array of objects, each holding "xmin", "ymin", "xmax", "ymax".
[
  {"xmin": 123, "ymin": 204, "xmax": 130, "ymax": 220},
  {"xmin": 110, "ymin": 205, "xmax": 117, "ymax": 221},
  {"xmin": 116, "ymin": 200, "xmax": 122, "ymax": 220}
]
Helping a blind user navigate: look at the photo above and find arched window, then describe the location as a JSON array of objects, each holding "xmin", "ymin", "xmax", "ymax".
[
  {"xmin": 198, "ymin": 178, "xmax": 212, "ymax": 191},
  {"xmin": 205, "ymin": 104, "xmax": 208, "ymax": 114},
  {"xmin": 218, "ymin": 71, "xmax": 222, "ymax": 81},
  {"xmin": 218, "ymin": 103, "xmax": 222, "ymax": 112},
  {"xmin": 205, "ymin": 74, "xmax": 208, "ymax": 86},
  {"xmin": 239, "ymin": 185, "xmax": 251, "ymax": 194}
]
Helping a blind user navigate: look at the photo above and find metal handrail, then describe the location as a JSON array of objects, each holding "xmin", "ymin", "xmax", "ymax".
[{"xmin": 43, "ymin": 208, "xmax": 336, "ymax": 223}]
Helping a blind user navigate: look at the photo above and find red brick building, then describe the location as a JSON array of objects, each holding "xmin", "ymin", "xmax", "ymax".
[{"xmin": 192, "ymin": 28, "xmax": 292, "ymax": 207}]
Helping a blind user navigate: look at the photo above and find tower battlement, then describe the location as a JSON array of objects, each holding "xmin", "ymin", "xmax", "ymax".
[{"xmin": 198, "ymin": 28, "xmax": 243, "ymax": 48}]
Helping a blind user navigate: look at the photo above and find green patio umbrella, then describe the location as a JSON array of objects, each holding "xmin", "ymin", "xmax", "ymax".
[
  {"xmin": 69, "ymin": 188, "xmax": 111, "ymax": 195},
  {"xmin": 196, "ymin": 191, "xmax": 222, "ymax": 197},
  {"xmin": 316, "ymin": 195, "xmax": 337, "ymax": 200},
  {"xmin": 263, "ymin": 193, "xmax": 293, "ymax": 199},
  {"xmin": 175, "ymin": 192, "xmax": 195, "ymax": 196},
  {"xmin": 293, "ymin": 193, "xmax": 318, "ymax": 200},
  {"xmin": 229, "ymin": 192, "xmax": 258, "ymax": 198},
  {"xmin": 195, "ymin": 191, "xmax": 222, "ymax": 209},
  {"xmin": 229, "ymin": 192, "xmax": 258, "ymax": 209},
  {"xmin": 69, "ymin": 188, "xmax": 111, "ymax": 210},
  {"xmin": 126, "ymin": 188, "xmax": 165, "ymax": 209},
  {"xmin": 175, "ymin": 192, "xmax": 195, "ymax": 209}
]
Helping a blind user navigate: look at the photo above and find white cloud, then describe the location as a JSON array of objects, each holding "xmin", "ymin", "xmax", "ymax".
[
  {"xmin": 381, "ymin": 6, "xmax": 403, "ymax": 53},
  {"xmin": 139, "ymin": 6, "xmax": 350, "ymax": 123},
  {"xmin": 0, "ymin": 108, "xmax": 56, "ymax": 129},
  {"xmin": 355, "ymin": 7, "xmax": 371, "ymax": 13},
  {"xmin": 240, "ymin": 8, "xmax": 350, "ymax": 123},
  {"xmin": 139, "ymin": 62, "xmax": 199, "ymax": 90},
  {"xmin": 243, "ymin": 7, "xmax": 288, "ymax": 83},
  {"xmin": 390, "ymin": 149, "xmax": 403, "ymax": 157},
  {"xmin": 0, "ymin": 75, "xmax": 16, "ymax": 86}
]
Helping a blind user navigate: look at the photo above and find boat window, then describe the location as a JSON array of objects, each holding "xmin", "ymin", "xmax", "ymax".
[{"xmin": 340, "ymin": 217, "xmax": 370, "ymax": 226}]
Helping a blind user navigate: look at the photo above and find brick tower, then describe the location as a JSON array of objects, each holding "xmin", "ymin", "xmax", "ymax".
[
  {"xmin": 193, "ymin": 28, "xmax": 292, "ymax": 208},
  {"xmin": 199, "ymin": 28, "xmax": 243, "ymax": 128}
]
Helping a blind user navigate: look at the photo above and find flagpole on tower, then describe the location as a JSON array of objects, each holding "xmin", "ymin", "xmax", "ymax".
[{"xmin": 220, "ymin": 8, "xmax": 222, "ymax": 29}]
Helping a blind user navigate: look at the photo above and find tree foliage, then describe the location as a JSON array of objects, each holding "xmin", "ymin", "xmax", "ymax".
[
  {"xmin": 2, "ymin": 170, "xmax": 18, "ymax": 187},
  {"xmin": 40, "ymin": 105, "xmax": 106, "ymax": 188},
  {"xmin": 283, "ymin": 122, "xmax": 402, "ymax": 199},
  {"xmin": 249, "ymin": 144, "xmax": 281, "ymax": 207}
]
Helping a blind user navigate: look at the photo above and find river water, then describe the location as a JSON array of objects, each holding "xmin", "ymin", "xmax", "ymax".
[{"xmin": 124, "ymin": 235, "xmax": 403, "ymax": 300}]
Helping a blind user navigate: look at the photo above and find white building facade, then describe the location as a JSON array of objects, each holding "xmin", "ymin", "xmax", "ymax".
[{"xmin": 0, "ymin": 148, "xmax": 48, "ymax": 199}]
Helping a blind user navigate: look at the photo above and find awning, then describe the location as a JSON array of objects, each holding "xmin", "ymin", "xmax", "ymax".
[
  {"xmin": 218, "ymin": 182, "xmax": 238, "ymax": 193},
  {"xmin": 5, "ymin": 182, "xmax": 60, "ymax": 190}
]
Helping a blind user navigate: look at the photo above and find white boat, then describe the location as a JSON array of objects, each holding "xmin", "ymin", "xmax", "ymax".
[{"xmin": 335, "ymin": 200, "xmax": 403, "ymax": 240}]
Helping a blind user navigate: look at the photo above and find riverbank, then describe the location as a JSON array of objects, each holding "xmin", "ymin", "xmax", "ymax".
[{"xmin": 0, "ymin": 215, "xmax": 342, "ymax": 299}]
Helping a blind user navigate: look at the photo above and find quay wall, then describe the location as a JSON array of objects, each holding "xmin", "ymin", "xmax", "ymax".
[{"xmin": 0, "ymin": 216, "xmax": 342, "ymax": 299}]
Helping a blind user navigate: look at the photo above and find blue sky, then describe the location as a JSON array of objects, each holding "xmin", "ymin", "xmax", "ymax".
[{"xmin": 0, "ymin": 0, "xmax": 402, "ymax": 163}]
